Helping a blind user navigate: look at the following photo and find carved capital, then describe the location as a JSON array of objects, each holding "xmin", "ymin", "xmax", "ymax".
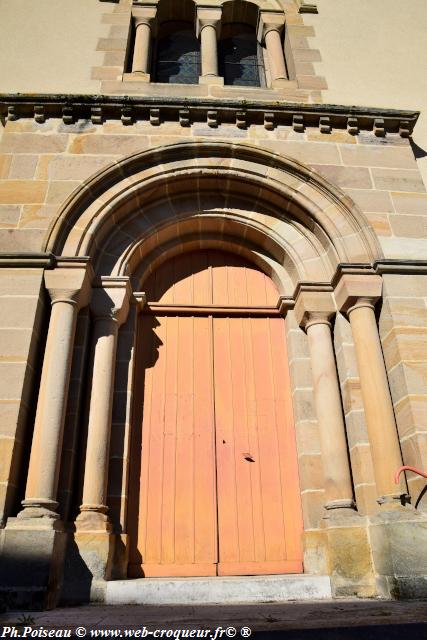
[
  {"xmin": 132, "ymin": 4, "xmax": 158, "ymax": 30},
  {"xmin": 90, "ymin": 277, "xmax": 133, "ymax": 327},
  {"xmin": 294, "ymin": 286, "xmax": 335, "ymax": 331},
  {"xmin": 257, "ymin": 10, "xmax": 285, "ymax": 44},
  {"xmin": 196, "ymin": 6, "xmax": 222, "ymax": 37},
  {"xmin": 334, "ymin": 274, "xmax": 382, "ymax": 316},
  {"xmin": 44, "ymin": 259, "xmax": 94, "ymax": 310}
]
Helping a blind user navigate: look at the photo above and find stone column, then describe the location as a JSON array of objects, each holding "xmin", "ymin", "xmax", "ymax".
[
  {"xmin": 76, "ymin": 278, "xmax": 132, "ymax": 532},
  {"xmin": 131, "ymin": 5, "xmax": 157, "ymax": 81},
  {"xmin": 18, "ymin": 260, "xmax": 93, "ymax": 520},
  {"xmin": 197, "ymin": 7, "xmax": 223, "ymax": 85},
  {"xmin": 257, "ymin": 11, "xmax": 287, "ymax": 87},
  {"xmin": 294, "ymin": 287, "xmax": 355, "ymax": 513},
  {"xmin": 335, "ymin": 274, "xmax": 407, "ymax": 506}
]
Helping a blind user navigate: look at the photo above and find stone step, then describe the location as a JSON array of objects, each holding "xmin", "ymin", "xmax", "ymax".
[{"xmin": 106, "ymin": 575, "xmax": 332, "ymax": 605}]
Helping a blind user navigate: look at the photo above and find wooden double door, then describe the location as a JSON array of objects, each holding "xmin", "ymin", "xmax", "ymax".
[{"xmin": 128, "ymin": 251, "xmax": 303, "ymax": 578}]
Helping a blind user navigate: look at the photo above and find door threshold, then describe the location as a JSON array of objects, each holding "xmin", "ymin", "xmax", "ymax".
[{"xmin": 106, "ymin": 574, "xmax": 332, "ymax": 605}]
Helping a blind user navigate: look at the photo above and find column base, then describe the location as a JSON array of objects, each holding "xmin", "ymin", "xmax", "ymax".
[
  {"xmin": 75, "ymin": 505, "xmax": 112, "ymax": 532},
  {"xmin": 368, "ymin": 505, "xmax": 427, "ymax": 599},
  {"xmin": 123, "ymin": 72, "xmax": 151, "ymax": 83},
  {"xmin": 325, "ymin": 499, "xmax": 356, "ymax": 511},
  {"xmin": 18, "ymin": 499, "xmax": 60, "ymax": 520},
  {"xmin": 271, "ymin": 78, "xmax": 294, "ymax": 89},
  {"xmin": 199, "ymin": 75, "xmax": 224, "ymax": 86},
  {"xmin": 0, "ymin": 517, "xmax": 66, "ymax": 610}
]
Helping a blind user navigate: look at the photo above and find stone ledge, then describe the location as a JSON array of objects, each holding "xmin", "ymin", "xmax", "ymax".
[
  {"xmin": 0, "ymin": 94, "xmax": 419, "ymax": 136},
  {"xmin": 0, "ymin": 253, "xmax": 56, "ymax": 269},
  {"xmin": 374, "ymin": 259, "xmax": 427, "ymax": 275},
  {"xmin": 106, "ymin": 575, "xmax": 332, "ymax": 605}
]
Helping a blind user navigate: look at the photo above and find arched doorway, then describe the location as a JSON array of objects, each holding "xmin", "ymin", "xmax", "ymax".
[{"xmin": 128, "ymin": 250, "xmax": 303, "ymax": 578}]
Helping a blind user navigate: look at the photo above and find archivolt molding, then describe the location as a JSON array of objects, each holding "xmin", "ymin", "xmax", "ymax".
[{"xmin": 44, "ymin": 141, "xmax": 382, "ymax": 291}]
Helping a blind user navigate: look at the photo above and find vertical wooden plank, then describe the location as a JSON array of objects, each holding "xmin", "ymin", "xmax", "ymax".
[
  {"xmin": 174, "ymin": 315, "xmax": 195, "ymax": 564},
  {"xmin": 241, "ymin": 316, "xmax": 266, "ymax": 562},
  {"xmin": 251, "ymin": 316, "xmax": 287, "ymax": 562},
  {"xmin": 269, "ymin": 317, "xmax": 304, "ymax": 560},
  {"xmin": 128, "ymin": 314, "xmax": 154, "ymax": 574},
  {"xmin": 173, "ymin": 253, "xmax": 194, "ymax": 304},
  {"xmin": 227, "ymin": 258, "xmax": 248, "ymax": 307},
  {"xmin": 160, "ymin": 315, "xmax": 179, "ymax": 565},
  {"xmin": 191, "ymin": 251, "xmax": 212, "ymax": 306},
  {"xmin": 228, "ymin": 317, "xmax": 256, "ymax": 561},
  {"xmin": 194, "ymin": 314, "xmax": 217, "ymax": 564},
  {"xmin": 211, "ymin": 251, "xmax": 230, "ymax": 307},
  {"xmin": 214, "ymin": 316, "xmax": 240, "ymax": 563},
  {"xmin": 156, "ymin": 257, "xmax": 176, "ymax": 304},
  {"xmin": 140, "ymin": 315, "xmax": 167, "ymax": 564}
]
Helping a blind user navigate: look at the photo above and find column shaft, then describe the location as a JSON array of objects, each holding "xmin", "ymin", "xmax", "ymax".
[
  {"xmin": 80, "ymin": 318, "xmax": 118, "ymax": 518},
  {"xmin": 200, "ymin": 25, "xmax": 219, "ymax": 77},
  {"xmin": 307, "ymin": 321, "xmax": 354, "ymax": 509},
  {"xmin": 348, "ymin": 302, "xmax": 405, "ymax": 501},
  {"xmin": 265, "ymin": 28, "xmax": 287, "ymax": 82},
  {"xmin": 77, "ymin": 279, "xmax": 131, "ymax": 530},
  {"xmin": 22, "ymin": 300, "xmax": 78, "ymax": 517},
  {"xmin": 132, "ymin": 22, "xmax": 151, "ymax": 74}
]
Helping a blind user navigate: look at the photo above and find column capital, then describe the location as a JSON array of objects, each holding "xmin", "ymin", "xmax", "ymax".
[
  {"xmin": 257, "ymin": 10, "xmax": 285, "ymax": 44},
  {"xmin": 294, "ymin": 285, "xmax": 336, "ymax": 331},
  {"xmin": 90, "ymin": 277, "xmax": 133, "ymax": 327},
  {"xmin": 132, "ymin": 4, "xmax": 158, "ymax": 29},
  {"xmin": 133, "ymin": 291, "xmax": 147, "ymax": 311},
  {"xmin": 196, "ymin": 6, "xmax": 222, "ymax": 37},
  {"xmin": 44, "ymin": 258, "xmax": 94, "ymax": 310},
  {"xmin": 334, "ymin": 273, "xmax": 382, "ymax": 316}
]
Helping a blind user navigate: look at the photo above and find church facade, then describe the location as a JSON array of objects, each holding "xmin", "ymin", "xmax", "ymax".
[{"xmin": 0, "ymin": 0, "xmax": 427, "ymax": 610}]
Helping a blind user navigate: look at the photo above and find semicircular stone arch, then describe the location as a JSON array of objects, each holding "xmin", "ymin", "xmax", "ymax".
[{"xmin": 44, "ymin": 141, "xmax": 382, "ymax": 293}]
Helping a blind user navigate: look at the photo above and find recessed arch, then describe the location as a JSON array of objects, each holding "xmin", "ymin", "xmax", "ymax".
[{"xmin": 44, "ymin": 141, "xmax": 382, "ymax": 291}]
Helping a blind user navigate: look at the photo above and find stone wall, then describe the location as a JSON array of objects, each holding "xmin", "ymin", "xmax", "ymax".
[
  {"xmin": 0, "ymin": 112, "xmax": 426, "ymax": 531},
  {"xmin": 380, "ymin": 272, "xmax": 427, "ymax": 510},
  {"xmin": 0, "ymin": 265, "xmax": 48, "ymax": 526},
  {"xmin": 1, "ymin": 117, "xmax": 425, "ymax": 255}
]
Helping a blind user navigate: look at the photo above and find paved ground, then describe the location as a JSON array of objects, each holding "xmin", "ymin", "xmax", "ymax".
[{"xmin": 1, "ymin": 600, "xmax": 427, "ymax": 637}]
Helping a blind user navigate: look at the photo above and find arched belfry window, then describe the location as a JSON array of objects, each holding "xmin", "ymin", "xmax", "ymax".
[
  {"xmin": 219, "ymin": 23, "xmax": 264, "ymax": 87},
  {"xmin": 154, "ymin": 21, "xmax": 200, "ymax": 84}
]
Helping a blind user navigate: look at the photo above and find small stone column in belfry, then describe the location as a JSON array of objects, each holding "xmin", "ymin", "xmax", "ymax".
[
  {"xmin": 197, "ymin": 6, "xmax": 224, "ymax": 85},
  {"xmin": 131, "ymin": 5, "xmax": 158, "ymax": 80},
  {"xmin": 257, "ymin": 11, "xmax": 288, "ymax": 88}
]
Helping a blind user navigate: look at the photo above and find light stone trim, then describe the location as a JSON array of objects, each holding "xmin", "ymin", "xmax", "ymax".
[
  {"xmin": 334, "ymin": 272, "xmax": 408, "ymax": 506},
  {"xmin": 40, "ymin": 142, "xmax": 382, "ymax": 286},
  {"xmin": 294, "ymin": 285, "xmax": 355, "ymax": 514},
  {"xmin": 257, "ymin": 11, "xmax": 288, "ymax": 85},
  {"xmin": 17, "ymin": 260, "xmax": 94, "ymax": 521},
  {"xmin": 0, "ymin": 96, "xmax": 419, "ymax": 137},
  {"xmin": 76, "ymin": 277, "xmax": 132, "ymax": 532},
  {"xmin": 131, "ymin": 5, "xmax": 158, "ymax": 77}
]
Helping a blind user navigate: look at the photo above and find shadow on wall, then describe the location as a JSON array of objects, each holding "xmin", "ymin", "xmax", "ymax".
[
  {"xmin": 125, "ymin": 315, "xmax": 163, "ymax": 579},
  {"xmin": 57, "ymin": 537, "xmax": 93, "ymax": 607},
  {"xmin": 410, "ymin": 139, "xmax": 427, "ymax": 159}
]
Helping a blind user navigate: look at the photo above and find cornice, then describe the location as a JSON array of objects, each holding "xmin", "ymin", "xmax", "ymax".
[
  {"xmin": 0, "ymin": 94, "xmax": 419, "ymax": 136},
  {"xmin": 0, "ymin": 253, "xmax": 56, "ymax": 269},
  {"xmin": 374, "ymin": 259, "xmax": 427, "ymax": 275},
  {"xmin": 298, "ymin": 1, "xmax": 318, "ymax": 14}
]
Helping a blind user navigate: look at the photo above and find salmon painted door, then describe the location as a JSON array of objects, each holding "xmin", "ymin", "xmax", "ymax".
[
  {"xmin": 128, "ymin": 250, "xmax": 303, "ymax": 578},
  {"xmin": 214, "ymin": 316, "xmax": 303, "ymax": 575},
  {"xmin": 129, "ymin": 313, "xmax": 218, "ymax": 577}
]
